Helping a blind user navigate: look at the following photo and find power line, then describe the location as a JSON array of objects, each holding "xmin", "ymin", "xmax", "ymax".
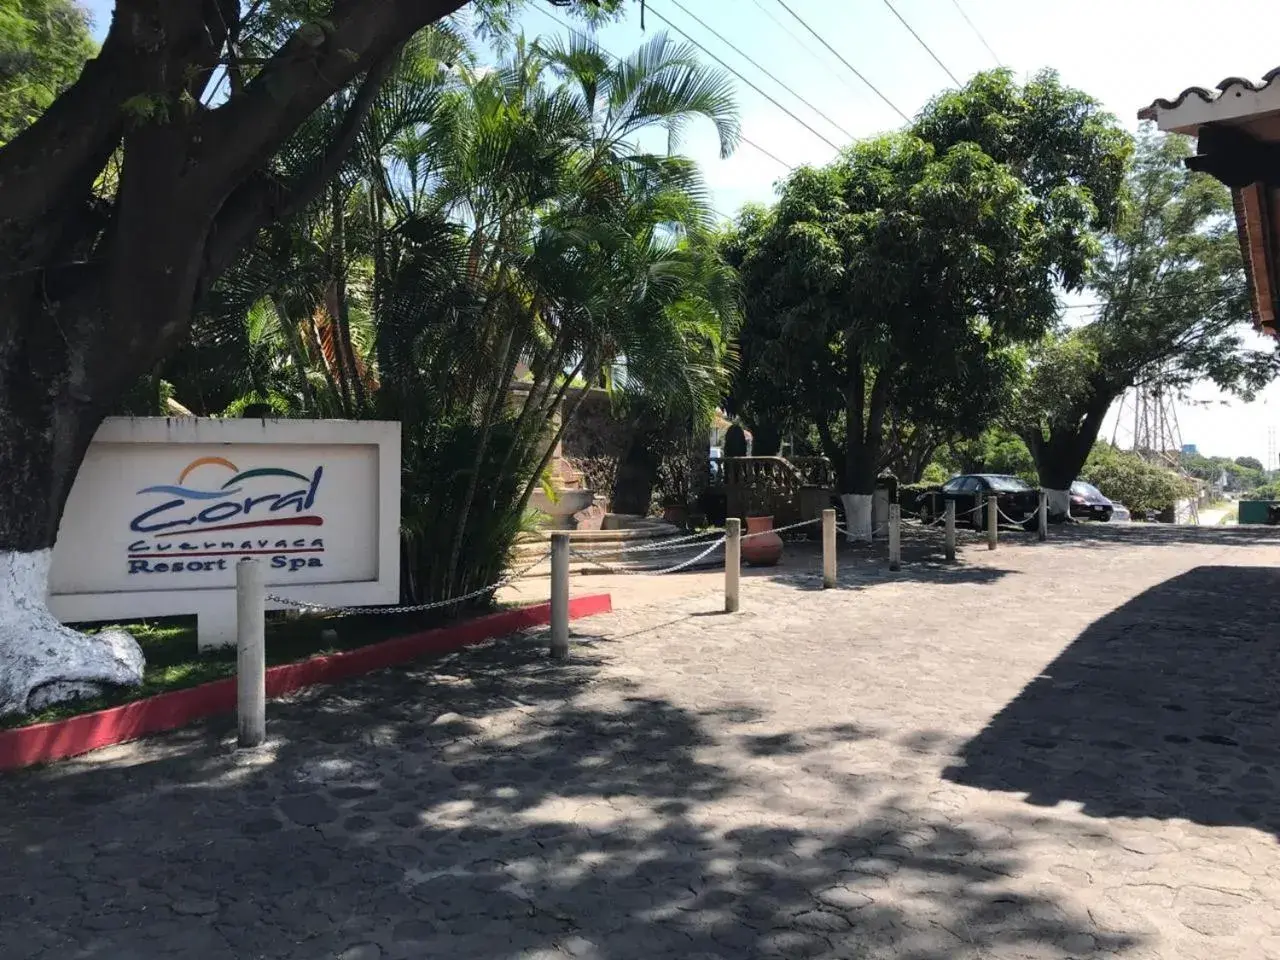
[
  {"xmin": 747, "ymin": 0, "xmax": 864, "ymax": 102},
  {"xmin": 770, "ymin": 0, "xmax": 909, "ymax": 123},
  {"xmin": 1059, "ymin": 286, "xmax": 1249, "ymax": 311},
  {"xmin": 949, "ymin": 0, "xmax": 1002, "ymax": 68},
  {"xmin": 661, "ymin": 0, "xmax": 854, "ymax": 141},
  {"xmin": 881, "ymin": 0, "xmax": 960, "ymax": 86},
  {"xmin": 527, "ymin": 4, "xmax": 788, "ymax": 174},
  {"xmin": 642, "ymin": 3, "xmax": 843, "ymax": 152}
]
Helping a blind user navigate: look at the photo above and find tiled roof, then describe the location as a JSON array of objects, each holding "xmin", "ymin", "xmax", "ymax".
[
  {"xmin": 1141, "ymin": 69, "xmax": 1280, "ymax": 338},
  {"xmin": 1138, "ymin": 67, "xmax": 1280, "ymax": 120}
]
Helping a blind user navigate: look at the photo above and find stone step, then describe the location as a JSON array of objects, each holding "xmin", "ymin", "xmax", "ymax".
[
  {"xmin": 510, "ymin": 520, "xmax": 690, "ymax": 564},
  {"xmin": 515, "ymin": 520, "xmax": 680, "ymax": 544},
  {"xmin": 509, "ymin": 537, "xmax": 725, "ymax": 578}
]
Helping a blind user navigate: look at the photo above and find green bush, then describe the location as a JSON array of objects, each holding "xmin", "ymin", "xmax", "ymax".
[
  {"xmin": 1247, "ymin": 482, "xmax": 1280, "ymax": 501},
  {"xmin": 919, "ymin": 462, "xmax": 950, "ymax": 485},
  {"xmin": 399, "ymin": 417, "xmax": 537, "ymax": 606},
  {"xmin": 898, "ymin": 481, "xmax": 938, "ymax": 514},
  {"xmin": 1081, "ymin": 446, "xmax": 1196, "ymax": 514}
]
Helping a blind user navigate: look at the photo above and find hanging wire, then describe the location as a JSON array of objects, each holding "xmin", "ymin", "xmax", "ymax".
[
  {"xmin": 660, "ymin": 0, "xmax": 855, "ymax": 141},
  {"xmin": 949, "ymin": 0, "xmax": 1003, "ymax": 67},
  {"xmin": 642, "ymin": 3, "xmax": 843, "ymax": 151},
  {"xmin": 881, "ymin": 0, "xmax": 960, "ymax": 86},
  {"xmin": 770, "ymin": 0, "xmax": 910, "ymax": 122}
]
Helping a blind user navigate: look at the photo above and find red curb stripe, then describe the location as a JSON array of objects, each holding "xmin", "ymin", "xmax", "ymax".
[{"xmin": 0, "ymin": 593, "xmax": 612, "ymax": 772}]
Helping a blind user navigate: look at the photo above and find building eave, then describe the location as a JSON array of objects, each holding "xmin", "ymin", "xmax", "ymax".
[
  {"xmin": 1139, "ymin": 67, "xmax": 1280, "ymax": 135},
  {"xmin": 1141, "ymin": 68, "xmax": 1280, "ymax": 338}
]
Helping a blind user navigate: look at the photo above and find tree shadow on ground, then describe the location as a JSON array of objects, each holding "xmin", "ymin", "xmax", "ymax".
[
  {"xmin": 945, "ymin": 565, "xmax": 1280, "ymax": 837},
  {"xmin": 1030, "ymin": 522, "xmax": 1280, "ymax": 550},
  {"xmin": 0, "ymin": 634, "xmax": 1137, "ymax": 959},
  {"xmin": 759, "ymin": 536, "xmax": 1014, "ymax": 594}
]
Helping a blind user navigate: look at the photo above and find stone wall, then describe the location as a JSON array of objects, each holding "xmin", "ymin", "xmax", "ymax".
[{"xmin": 559, "ymin": 388, "xmax": 630, "ymax": 500}]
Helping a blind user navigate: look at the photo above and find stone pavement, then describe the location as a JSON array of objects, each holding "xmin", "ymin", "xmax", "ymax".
[{"xmin": 3, "ymin": 523, "xmax": 1280, "ymax": 959}]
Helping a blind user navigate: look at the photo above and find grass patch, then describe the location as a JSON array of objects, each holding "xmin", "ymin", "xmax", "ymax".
[{"xmin": 3, "ymin": 600, "xmax": 512, "ymax": 730}]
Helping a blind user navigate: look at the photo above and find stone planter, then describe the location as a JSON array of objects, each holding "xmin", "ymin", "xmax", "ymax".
[
  {"xmin": 530, "ymin": 489, "xmax": 596, "ymax": 530},
  {"xmin": 741, "ymin": 515, "xmax": 783, "ymax": 567}
]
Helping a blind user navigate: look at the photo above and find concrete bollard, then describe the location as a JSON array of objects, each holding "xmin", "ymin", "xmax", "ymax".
[
  {"xmin": 236, "ymin": 558, "xmax": 266, "ymax": 748},
  {"xmin": 550, "ymin": 532, "xmax": 570, "ymax": 660},
  {"xmin": 1038, "ymin": 491, "xmax": 1048, "ymax": 542},
  {"xmin": 888, "ymin": 503, "xmax": 901, "ymax": 572},
  {"xmin": 725, "ymin": 518, "xmax": 741, "ymax": 613},
  {"xmin": 987, "ymin": 493, "xmax": 998, "ymax": 551},
  {"xmin": 822, "ymin": 508, "xmax": 837, "ymax": 588},
  {"xmin": 944, "ymin": 500, "xmax": 956, "ymax": 562}
]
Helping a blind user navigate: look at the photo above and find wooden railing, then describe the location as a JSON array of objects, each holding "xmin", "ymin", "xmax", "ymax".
[
  {"xmin": 790, "ymin": 457, "xmax": 835, "ymax": 488},
  {"xmin": 725, "ymin": 456, "xmax": 835, "ymax": 527}
]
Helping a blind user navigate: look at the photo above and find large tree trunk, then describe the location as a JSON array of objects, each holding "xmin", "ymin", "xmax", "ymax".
[
  {"xmin": 0, "ymin": 364, "xmax": 144, "ymax": 715},
  {"xmin": 1022, "ymin": 395, "xmax": 1114, "ymax": 520},
  {"xmin": 612, "ymin": 427, "xmax": 663, "ymax": 516},
  {"xmin": 0, "ymin": 0, "xmax": 469, "ymax": 714},
  {"xmin": 840, "ymin": 362, "xmax": 888, "ymax": 542}
]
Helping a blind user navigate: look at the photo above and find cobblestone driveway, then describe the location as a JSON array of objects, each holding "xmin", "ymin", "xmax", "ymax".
[{"xmin": 3, "ymin": 525, "xmax": 1280, "ymax": 959}]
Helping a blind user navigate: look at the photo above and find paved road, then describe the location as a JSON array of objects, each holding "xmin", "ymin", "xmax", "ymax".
[{"xmin": 4, "ymin": 523, "xmax": 1280, "ymax": 959}]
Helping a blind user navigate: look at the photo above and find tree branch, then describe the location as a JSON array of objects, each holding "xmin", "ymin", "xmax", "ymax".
[
  {"xmin": 0, "ymin": 0, "xmax": 229, "ymax": 269},
  {"xmin": 201, "ymin": 48, "xmax": 398, "ymax": 289},
  {"xmin": 193, "ymin": 0, "xmax": 468, "ymax": 191}
]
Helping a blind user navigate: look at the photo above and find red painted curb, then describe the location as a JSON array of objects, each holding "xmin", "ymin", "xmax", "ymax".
[{"xmin": 0, "ymin": 593, "xmax": 612, "ymax": 772}]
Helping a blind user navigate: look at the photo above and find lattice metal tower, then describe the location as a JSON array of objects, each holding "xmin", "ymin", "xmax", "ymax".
[{"xmin": 1112, "ymin": 372, "xmax": 1199, "ymax": 523}]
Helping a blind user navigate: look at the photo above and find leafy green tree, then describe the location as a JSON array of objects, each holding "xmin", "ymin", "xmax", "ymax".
[
  {"xmin": 167, "ymin": 30, "xmax": 739, "ymax": 604},
  {"xmin": 0, "ymin": 0, "xmax": 623, "ymax": 561},
  {"xmin": 1235, "ymin": 455, "xmax": 1264, "ymax": 472},
  {"xmin": 1250, "ymin": 481, "xmax": 1280, "ymax": 501},
  {"xmin": 0, "ymin": 0, "xmax": 648, "ymax": 714},
  {"xmin": 1013, "ymin": 128, "xmax": 1278, "ymax": 513},
  {"xmin": 0, "ymin": 0, "xmax": 94, "ymax": 142},
  {"xmin": 931, "ymin": 427, "xmax": 1037, "ymax": 483},
  {"xmin": 1082, "ymin": 444, "xmax": 1196, "ymax": 515},
  {"xmin": 730, "ymin": 70, "xmax": 1129, "ymax": 537},
  {"xmin": 1178, "ymin": 452, "xmax": 1262, "ymax": 492}
]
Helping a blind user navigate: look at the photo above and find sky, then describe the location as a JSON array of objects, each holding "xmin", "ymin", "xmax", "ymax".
[{"xmin": 81, "ymin": 0, "xmax": 1280, "ymax": 465}]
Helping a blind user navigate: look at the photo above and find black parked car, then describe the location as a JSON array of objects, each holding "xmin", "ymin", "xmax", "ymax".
[
  {"xmin": 920, "ymin": 474, "xmax": 1041, "ymax": 530},
  {"xmin": 1069, "ymin": 480, "xmax": 1114, "ymax": 522}
]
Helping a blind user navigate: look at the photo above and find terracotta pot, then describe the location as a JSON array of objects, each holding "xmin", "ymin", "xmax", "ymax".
[
  {"xmin": 662, "ymin": 503, "xmax": 689, "ymax": 527},
  {"xmin": 741, "ymin": 515, "xmax": 783, "ymax": 567}
]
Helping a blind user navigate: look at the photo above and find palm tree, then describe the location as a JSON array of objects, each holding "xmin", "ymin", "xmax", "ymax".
[{"xmin": 162, "ymin": 27, "xmax": 743, "ymax": 605}]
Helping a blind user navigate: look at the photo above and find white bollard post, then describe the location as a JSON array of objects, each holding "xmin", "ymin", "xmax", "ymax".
[
  {"xmin": 822, "ymin": 508, "xmax": 837, "ymax": 589},
  {"xmin": 550, "ymin": 532, "xmax": 570, "ymax": 660},
  {"xmin": 944, "ymin": 500, "xmax": 956, "ymax": 563},
  {"xmin": 725, "ymin": 518, "xmax": 741, "ymax": 613},
  {"xmin": 1038, "ymin": 491, "xmax": 1048, "ymax": 542},
  {"xmin": 987, "ymin": 493, "xmax": 998, "ymax": 551},
  {"xmin": 236, "ymin": 558, "xmax": 266, "ymax": 748},
  {"xmin": 888, "ymin": 503, "xmax": 901, "ymax": 572}
]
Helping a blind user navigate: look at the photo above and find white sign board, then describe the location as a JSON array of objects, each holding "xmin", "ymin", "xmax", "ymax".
[{"xmin": 49, "ymin": 418, "xmax": 401, "ymax": 649}]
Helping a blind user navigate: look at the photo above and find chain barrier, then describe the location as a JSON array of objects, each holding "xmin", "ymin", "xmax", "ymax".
[
  {"xmin": 265, "ymin": 501, "xmax": 1036, "ymax": 614},
  {"xmin": 571, "ymin": 536, "xmax": 726, "ymax": 576},
  {"xmin": 997, "ymin": 505, "xmax": 1038, "ymax": 526},
  {"xmin": 570, "ymin": 531, "xmax": 725, "ymax": 559},
  {"xmin": 567, "ymin": 517, "xmax": 821, "ymax": 576},
  {"xmin": 265, "ymin": 550, "xmax": 553, "ymax": 616},
  {"xmin": 741, "ymin": 517, "xmax": 822, "ymax": 541},
  {"xmin": 834, "ymin": 522, "xmax": 890, "ymax": 540},
  {"xmin": 898, "ymin": 506, "xmax": 944, "ymax": 527}
]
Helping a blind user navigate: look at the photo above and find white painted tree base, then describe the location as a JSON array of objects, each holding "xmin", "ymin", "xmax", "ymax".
[
  {"xmin": 0, "ymin": 550, "xmax": 145, "ymax": 717},
  {"xmin": 841, "ymin": 494, "xmax": 874, "ymax": 543},
  {"xmin": 1044, "ymin": 488, "xmax": 1071, "ymax": 521}
]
